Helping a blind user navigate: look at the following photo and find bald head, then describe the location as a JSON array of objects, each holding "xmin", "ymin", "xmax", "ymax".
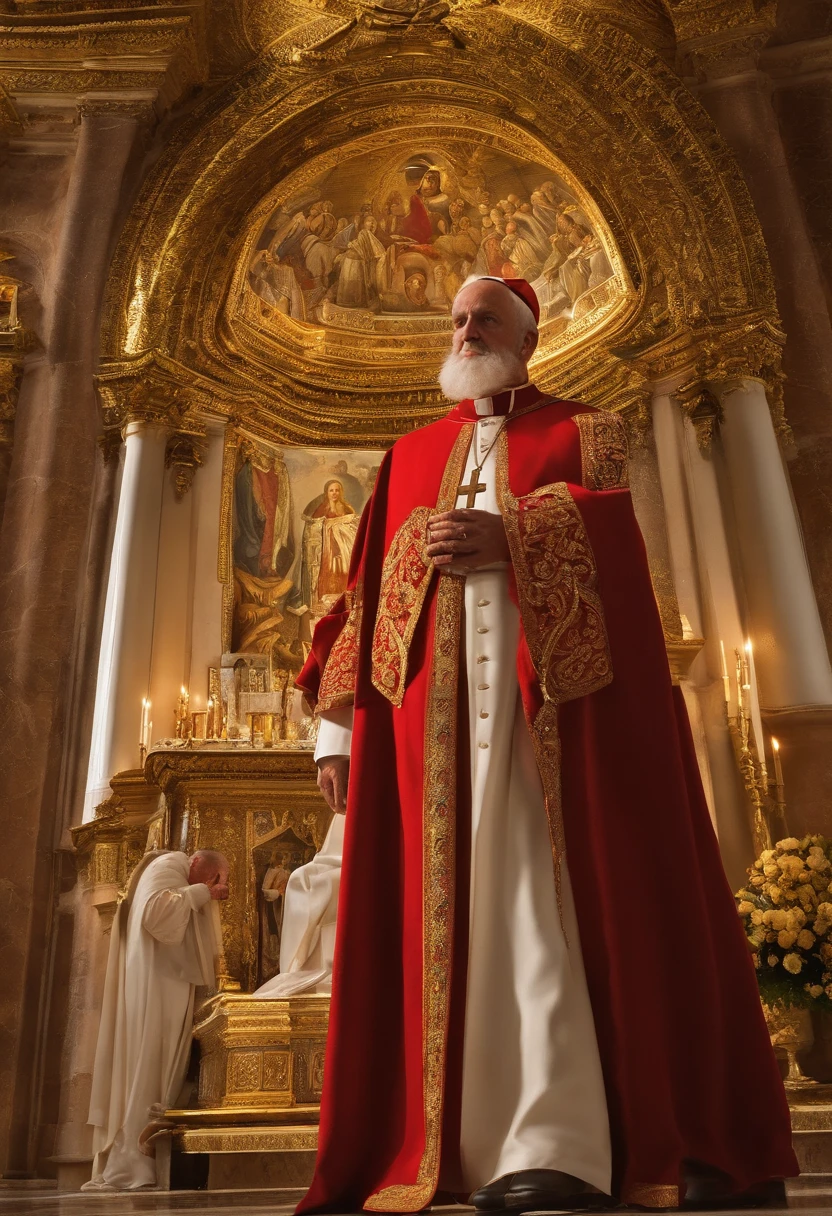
[{"xmin": 188, "ymin": 849, "xmax": 229, "ymax": 889}]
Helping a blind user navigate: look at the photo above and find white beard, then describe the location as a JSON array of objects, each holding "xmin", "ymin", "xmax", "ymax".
[{"xmin": 439, "ymin": 345, "xmax": 528, "ymax": 402}]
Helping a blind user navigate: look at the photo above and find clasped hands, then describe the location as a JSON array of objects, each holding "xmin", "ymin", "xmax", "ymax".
[{"xmin": 425, "ymin": 508, "xmax": 510, "ymax": 571}]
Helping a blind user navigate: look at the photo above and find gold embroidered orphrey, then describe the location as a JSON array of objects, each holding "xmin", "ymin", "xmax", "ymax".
[
  {"xmin": 371, "ymin": 427, "xmax": 473, "ymax": 708},
  {"xmin": 364, "ymin": 425, "xmax": 470, "ymax": 1212},
  {"xmin": 497, "ymin": 429, "xmax": 613, "ymax": 924},
  {"xmin": 316, "ymin": 587, "xmax": 363, "ymax": 714},
  {"xmin": 575, "ymin": 409, "xmax": 630, "ymax": 491}
]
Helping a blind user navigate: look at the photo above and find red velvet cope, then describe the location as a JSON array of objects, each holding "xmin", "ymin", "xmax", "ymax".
[{"xmin": 295, "ymin": 398, "xmax": 797, "ymax": 1215}]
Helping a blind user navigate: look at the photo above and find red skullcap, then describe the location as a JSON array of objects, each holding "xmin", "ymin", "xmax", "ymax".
[{"xmin": 472, "ymin": 275, "xmax": 540, "ymax": 325}]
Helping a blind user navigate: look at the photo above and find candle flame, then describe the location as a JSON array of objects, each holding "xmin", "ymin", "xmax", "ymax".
[
  {"xmin": 745, "ymin": 639, "xmax": 752, "ymax": 654},
  {"xmin": 772, "ymin": 737, "xmax": 780, "ymax": 752},
  {"xmin": 181, "ymin": 685, "xmax": 187, "ymax": 696}
]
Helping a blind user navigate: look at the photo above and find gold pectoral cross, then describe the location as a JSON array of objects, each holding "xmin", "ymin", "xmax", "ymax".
[{"xmin": 457, "ymin": 468, "xmax": 486, "ymax": 508}]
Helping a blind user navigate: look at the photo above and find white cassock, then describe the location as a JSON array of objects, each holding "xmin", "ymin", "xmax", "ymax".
[
  {"xmin": 315, "ymin": 393, "xmax": 612, "ymax": 1194},
  {"xmin": 83, "ymin": 851, "xmax": 219, "ymax": 1191},
  {"xmin": 253, "ymin": 814, "xmax": 344, "ymax": 999}
]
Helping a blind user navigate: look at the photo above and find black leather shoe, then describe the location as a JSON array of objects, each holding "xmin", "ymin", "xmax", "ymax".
[
  {"xmin": 503, "ymin": 1169, "xmax": 593, "ymax": 1212},
  {"xmin": 470, "ymin": 1173, "xmax": 516, "ymax": 1211},
  {"xmin": 683, "ymin": 1164, "xmax": 787, "ymax": 1211}
]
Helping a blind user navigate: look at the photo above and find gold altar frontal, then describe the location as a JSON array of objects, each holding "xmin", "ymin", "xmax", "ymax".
[{"xmin": 142, "ymin": 746, "xmax": 332, "ymax": 1179}]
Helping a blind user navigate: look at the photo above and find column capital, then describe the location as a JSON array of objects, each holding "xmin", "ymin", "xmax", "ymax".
[
  {"xmin": 96, "ymin": 365, "xmax": 210, "ymax": 436},
  {"xmin": 671, "ymin": 2, "xmax": 777, "ymax": 85},
  {"xmin": 674, "ymin": 322, "xmax": 792, "ymax": 448}
]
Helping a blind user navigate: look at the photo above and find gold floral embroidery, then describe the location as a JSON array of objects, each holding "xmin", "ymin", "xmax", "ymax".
[
  {"xmin": 497, "ymin": 431, "xmax": 613, "ymax": 923},
  {"xmin": 575, "ymin": 409, "xmax": 629, "ymax": 490},
  {"xmin": 370, "ymin": 507, "xmax": 433, "ymax": 708},
  {"xmin": 370, "ymin": 427, "xmax": 472, "ymax": 710},
  {"xmin": 622, "ymin": 1183, "xmax": 680, "ymax": 1209},
  {"xmin": 316, "ymin": 587, "xmax": 363, "ymax": 714},
  {"xmin": 364, "ymin": 428, "xmax": 470, "ymax": 1213}
]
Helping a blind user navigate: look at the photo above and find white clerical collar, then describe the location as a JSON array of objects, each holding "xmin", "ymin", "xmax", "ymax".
[{"xmin": 473, "ymin": 380, "xmax": 532, "ymax": 417}]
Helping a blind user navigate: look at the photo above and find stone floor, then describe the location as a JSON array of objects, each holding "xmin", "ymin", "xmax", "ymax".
[{"xmin": 0, "ymin": 1192, "xmax": 832, "ymax": 1216}]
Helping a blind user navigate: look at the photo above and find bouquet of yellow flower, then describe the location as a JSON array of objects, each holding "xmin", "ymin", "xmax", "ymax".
[{"xmin": 735, "ymin": 834, "xmax": 832, "ymax": 1009}]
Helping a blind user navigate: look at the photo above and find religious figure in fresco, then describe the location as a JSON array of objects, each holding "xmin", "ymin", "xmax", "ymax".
[
  {"xmin": 257, "ymin": 835, "xmax": 310, "ymax": 985},
  {"xmin": 301, "ymin": 480, "xmax": 360, "ymax": 614},
  {"xmin": 246, "ymin": 149, "xmax": 618, "ymax": 328},
  {"xmin": 232, "ymin": 444, "xmax": 298, "ymax": 654}
]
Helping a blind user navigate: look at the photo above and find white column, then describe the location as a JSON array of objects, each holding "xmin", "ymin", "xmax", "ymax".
[
  {"xmin": 652, "ymin": 387, "xmax": 755, "ymax": 887},
  {"xmin": 717, "ymin": 379, "xmax": 832, "ymax": 710},
  {"xmin": 652, "ymin": 388, "xmax": 704, "ymax": 639},
  {"xmin": 147, "ymin": 427, "xmax": 225, "ymax": 726},
  {"xmin": 188, "ymin": 426, "xmax": 225, "ymax": 688},
  {"xmin": 83, "ymin": 421, "xmax": 167, "ymax": 817}
]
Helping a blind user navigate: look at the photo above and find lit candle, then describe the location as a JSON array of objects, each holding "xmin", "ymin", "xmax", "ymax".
[
  {"xmin": 772, "ymin": 737, "xmax": 785, "ymax": 790},
  {"xmin": 719, "ymin": 640, "xmax": 731, "ymax": 704},
  {"xmin": 207, "ymin": 697, "xmax": 215, "ymax": 739}
]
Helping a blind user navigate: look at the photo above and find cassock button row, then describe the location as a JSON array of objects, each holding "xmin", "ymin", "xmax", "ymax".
[
  {"xmin": 478, "ymin": 741, "xmax": 489, "ymax": 749},
  {"xmin": 477, "ymin": 683, "xmax": 489, "ymax": 690},
  {"xmin": 480, "ymin": 711, "xmax": 489, "ymax": 719},
  {"xmin": 477, "ymin": 656, "xmax": 489, "ymax": 664},
  {"xmin": 477, "ymin": 626, "xmax": 489, "ymax": 634},
  {"xmin": 478, "ymin": 599, "xmax": 490, "ymax": 607}
]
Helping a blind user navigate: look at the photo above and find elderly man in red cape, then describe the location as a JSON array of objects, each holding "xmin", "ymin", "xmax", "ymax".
[{"xmin": 295, "ymin": 275, "xmax": 797, "ymax": 1214}]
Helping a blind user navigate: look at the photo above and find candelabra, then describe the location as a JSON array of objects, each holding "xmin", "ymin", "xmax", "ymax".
[{"xmin": 723, "ymin": 642, "xmax": 786, "ymax": 855}]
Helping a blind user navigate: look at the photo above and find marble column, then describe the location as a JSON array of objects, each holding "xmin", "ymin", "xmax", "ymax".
[
  {"xmin": 84, "ymin": 421, "xmax": 168, "ymax": 816},
  {"xmin": 651, "ymin": 386, "xmax": 754, "ymax": 888},
  {"xmin": 0, "ymin": 108, "xmax": 145, "ymax": 1175},
  {"xmin": 695, "ymin": 63, "xmax": 832, "ymax": 646},
  {"xmin": 716, "ymin": 378, "xmax": 832, "ymax": 709}
]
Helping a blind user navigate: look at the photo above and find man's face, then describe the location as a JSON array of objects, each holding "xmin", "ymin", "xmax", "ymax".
[{"xmin": 449, "ymin": 280, "xmax": 536, "ymax": 363}]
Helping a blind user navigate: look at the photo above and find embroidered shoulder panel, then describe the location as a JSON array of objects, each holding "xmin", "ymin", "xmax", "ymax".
[
  {"xmin": 316, "ymin": 587, "xmax": 363, "ymax": 714},
  {"xmin": 501, "ymin": 478, "xmax": 613, "ymax": 710},
  {"xmin": 370, "ymin": 507, "xmax": 434, "ymax": 708},
  {"xmin": 575, "ymin": 409, "xmax": 629, "ymax": 490}
]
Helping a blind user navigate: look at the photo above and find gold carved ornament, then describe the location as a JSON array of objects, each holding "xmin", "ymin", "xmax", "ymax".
[
  {"xmin": 364, "ymin": 425, "xmax": 470, "ymax": 1212},
  {"xmin": 497, "ymin": 432, "xmax": 613, "ymax": 925}
]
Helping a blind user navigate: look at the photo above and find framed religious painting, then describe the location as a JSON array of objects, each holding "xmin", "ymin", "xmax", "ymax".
[{"xmin": 218, "ymin": 430, "xmax": 386, "ymax": 743}]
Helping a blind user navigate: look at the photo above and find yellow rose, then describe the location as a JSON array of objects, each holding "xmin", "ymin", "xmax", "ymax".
[
  {"xmin": 783, "ymin": 953, "xmax": 803, "ymax": 974},
  {"xmin": 767, "ymin": 954, "xmax": 779, "ymax": 967},
  {"xmin": 798, "ymin": 930, "xmax": 816, "ymax": 949},
  {"xmin": 764, "ymin": 863, "xmax": 780, "ymax": 878},
  {"xmin": 776, "ymin": 838, "xmax": 802, "ymax": 851},
  {"xmin": 751, "ymin": 910, "xmax": 763, "ymax": 926},
  {"xmin": 763, "ymin": 910, "xmax": 788, "ymax": 929},
  {"xmin": 808, "ymin": 985, "xmax": 824, "ymax": 998},
  {"xmin": 808, "ymin": 854, "xmax": 830, "ymax": 872},
  {"xmin": 737, "ymin": 900, "xmax": 755, "ymax": 916},
  {"xmin": 778, "ymin": 856, "xmax": 804, "ymax": 880},
  {"xmin": 761, "ymin": 849, "xmax": 776, "ymax": 863},
  {"xmin": 778, "ymin": 930, "xmax": 798, "ymax": 949}
]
